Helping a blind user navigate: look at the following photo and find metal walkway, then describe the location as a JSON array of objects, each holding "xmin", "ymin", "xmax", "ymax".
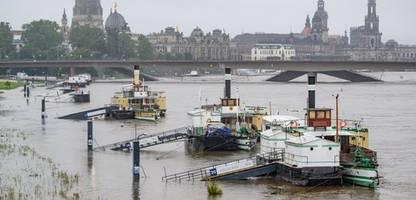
[
  {"xmin": 93, "ymin": 126, "xmax": 190, "ymax": 151},
  {"xmin": 162, "ymin": 150, "xmax": 284, "ymax": 182},
  {"xmin": 267, "ymin": 70, "xmax": 381, "ymax": 82},
  {"xmin": 58, "ymin": 106, "xmax": 115, "ymax": 120}
]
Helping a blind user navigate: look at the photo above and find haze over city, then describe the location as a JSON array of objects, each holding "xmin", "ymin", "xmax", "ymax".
[{"xmin": 1, "ymin": 0, "xmax": 415, "ymax": 44}]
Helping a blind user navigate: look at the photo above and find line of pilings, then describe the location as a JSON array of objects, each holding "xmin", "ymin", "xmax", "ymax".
[{"xmin": 86, "ymin": 119, "xmax": 141, "ymax": 181}]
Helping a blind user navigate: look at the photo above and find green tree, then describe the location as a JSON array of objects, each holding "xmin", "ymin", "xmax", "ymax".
[
  {"xmin": 20, "ymin": 20, "xmax": 62, "ymax": 60},
  {"xmin": 106, "ymin": 29, "xmax": 136, "ymax": 59},
  {"xmin": 70, "ymin": 26, "xmax": 106, "ymax": 58},
  {"xmin": 136, "ymin": 36, "xmax": 155, "ymax": 60},
  {"xmin": 68, "ymin": 48, "xmax": 93, "ymax": 60},
  {"xmin": 0, "ymin": 22, "xmax": 14, "ymax": 59}
]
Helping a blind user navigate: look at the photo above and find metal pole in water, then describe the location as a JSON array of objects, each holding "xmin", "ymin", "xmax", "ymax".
[
  {"xmin": 307, "ymin": 72, "xmax": 317, "ymax": 109},
  {"xmin": 26, "ymin": 86, "xmax": 30, "ymax": 98},
  {"xmin": 133, "ymin": 140, "xmax": 140, "ymax": 180},
  {"xmin": 87, "ymin": 120, "xmax": 93, "ymax": 151},
  {"xmin": 224, "ymin": 67, "xmax": 231, "ymax": 99},
  {"xmin": 23, "ymin": 83, "xmax": 27, "ymax": 98},
  {"xmin": 41, "ymin": 97, "xmax": 46, "ymax": 119}
]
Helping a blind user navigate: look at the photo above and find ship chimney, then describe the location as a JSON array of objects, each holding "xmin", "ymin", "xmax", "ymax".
[
  {"xmin": 224, "ymin": 68, "xmax": 231, "ymax": 98},
  {"xmin": 308, "ymin": 72, "xmax": 317, "ymax": 109},
  {"xmin": 133, "ymin": 65, "xmax": 141, "ymax": 88}
]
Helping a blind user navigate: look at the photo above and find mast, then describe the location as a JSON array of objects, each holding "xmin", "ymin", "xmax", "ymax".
[{"xmin": 336, "ymin": 94, "xmax": 340, "ymax": 142}]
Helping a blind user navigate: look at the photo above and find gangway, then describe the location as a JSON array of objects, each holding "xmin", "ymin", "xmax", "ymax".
[
  {"xmin": 58, "ymin": 106, "xmax": 115, "ymax": 120},
  {"xmin": 94, "ymin": 126, "xmax": 190, "ymax": 151},
  {"xmin": 162, "ymin": 150, "xmax": 284, "ymax": 182}
]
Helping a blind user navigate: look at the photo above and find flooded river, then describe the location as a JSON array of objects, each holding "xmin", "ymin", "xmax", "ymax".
[{"xmin": 1, "ymin": 73, "xmax": 416, "ymax": 199}]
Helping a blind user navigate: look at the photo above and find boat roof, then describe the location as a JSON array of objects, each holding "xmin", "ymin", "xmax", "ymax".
[
  {"xmin": 261, "ymin": 129, "xmax": 292, "ymax": 138},
  {"xmin": 286, "ymin": 135, "xmax": 321, "ymax": 145},
  {"xmin": 263, "ymin": 115, "xmax": 299, "ymax": 123},
  {"xmin": 303, "ymin": 130, "xmax": 355, "ymax": 137}
]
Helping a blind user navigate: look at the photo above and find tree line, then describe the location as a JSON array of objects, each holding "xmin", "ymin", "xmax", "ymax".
[{"xmin": 0, "ymin": 20, "xmax": 189, "ymax": 61}]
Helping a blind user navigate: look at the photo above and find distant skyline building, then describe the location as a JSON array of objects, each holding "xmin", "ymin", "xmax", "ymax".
[
  {"xmin": 147, "ymin": 27, "xmax": 231, "ymax": 60},
  {"xmin": 72, "ymin": 0, "xmax": 103, "ymax": 29},
  {"xmin": 350, "ymin": 0, "xmax": 382, "ymax": 49},
  {"xmin": 311, "ymin": 0, "xmax": 329, "ymax": 43},
  {"xmin": 251, "ymin": 44, "xmax": 296, "ymax": 61}
]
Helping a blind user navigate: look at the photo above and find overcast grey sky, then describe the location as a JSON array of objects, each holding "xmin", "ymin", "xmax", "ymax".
[{"xmin": 1, "ymin": 0, "xmax": 415, "ymax": 44}]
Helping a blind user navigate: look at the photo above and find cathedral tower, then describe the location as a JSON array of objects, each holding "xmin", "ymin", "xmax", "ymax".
[
  {"xmin": 311, "ymin": 0, "xmax": 329, "ymax": 43},
  {"xmin": 72, "ymin": 0, "xmax": 103, "ymax": 29},
  {"xmin": 364, "ymin": 0, "xmax": 382, "ymax": 49}
]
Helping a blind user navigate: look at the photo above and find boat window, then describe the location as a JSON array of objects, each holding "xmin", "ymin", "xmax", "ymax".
[
  {"xmin": 309, "ymin": 111, "xmax": 316, "ymax": 119},
  {"xmin": 329, "ymin": 147, "xmax": 332, "ymax": 151},
  {"xmin": 317, "ymin": 111, "xmax": 325, "ymax": 119},
  {"xmin": 310, "ymin": 147, "xmax": 314, "ymax": 151},
  {"xmin": 325, "ymin": 111, "xmax": 331, "ymax": 119}
]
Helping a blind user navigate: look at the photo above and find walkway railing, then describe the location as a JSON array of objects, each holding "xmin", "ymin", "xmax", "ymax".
[
  {"xmin": 162, "ymin": 149, "xmax": 284, "ymax": 182},
  {"xmin": 94, "ymin": 126, "xmax": 190, "ymax": 151}
]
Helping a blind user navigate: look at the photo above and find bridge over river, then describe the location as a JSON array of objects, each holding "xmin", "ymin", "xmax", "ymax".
[{"xmin": 1, "ymin": 60, "xmax": 415, "ymax": 82}]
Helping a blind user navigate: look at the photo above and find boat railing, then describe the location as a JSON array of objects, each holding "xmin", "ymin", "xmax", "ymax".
[{"xmin": 162, "ymin": 149, "xmax": 284, "ymax": 182}]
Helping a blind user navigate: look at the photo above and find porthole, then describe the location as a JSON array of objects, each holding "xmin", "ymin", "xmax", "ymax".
[
  {"xmin": 329, "ymin": 147, "xmax": 332, "ymax": 151},
  {"xmin": 310, "ymin": 147, "xmax": 314, "ymax": 151}
]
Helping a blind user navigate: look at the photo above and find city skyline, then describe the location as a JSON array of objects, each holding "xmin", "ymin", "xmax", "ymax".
[{"xmin": 1, "ymin": 0, "xmax": 415, "ymax": 44}]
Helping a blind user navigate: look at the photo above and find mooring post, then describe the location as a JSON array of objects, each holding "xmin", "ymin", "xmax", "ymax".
[
  {"xmin": 26, "ymin": 85, "xmax": 30, "ymax": 98},
  {"xmin": 41, "ymin": 97, "xmax": 46, "ymax": 119},
  {"xmin": 87, "ymin": 120, "xmax": 93, "ymax": 151},
  {"xmin": 23, "ymin": 83, "xmax": 27, "ymax": 98},
  {"xmin": 133, "ymin": 140, "xmax": 140, "ymax": 180}
]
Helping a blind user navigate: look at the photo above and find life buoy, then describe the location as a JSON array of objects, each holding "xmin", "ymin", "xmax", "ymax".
[
  {"xmin": 340, "ymin": 120, "xmax": 348, "ymax": 128},
  {"xmin": 290, "ymin": 120, "xmax": 299, "ymax": 128}
]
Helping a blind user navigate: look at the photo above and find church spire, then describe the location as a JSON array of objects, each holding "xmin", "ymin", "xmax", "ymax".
[
  {"xmin": 318, "ymin": 0, "xmax": 325, "ymax": 10},
  {"xmin": 305, "ymin": 15, "xmax": 311, "ymax": 28}
]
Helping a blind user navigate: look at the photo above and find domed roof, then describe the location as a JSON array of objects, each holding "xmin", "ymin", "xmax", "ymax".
[
  {"xmin": 385, "ymin": 39, "xmax": 399, "ymax": 49},
  {"xmin": 105, "ymin": 10, "xmax": 127, "ymax": 31},
  {"xmin": 191, "ymin": 27, "xmax": 204, "ymax": 37}
]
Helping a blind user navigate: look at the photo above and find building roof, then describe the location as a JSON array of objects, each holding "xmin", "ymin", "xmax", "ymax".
[{"xmin": 105, "ymin": 10, "xmax": 127, "ymax": 31}]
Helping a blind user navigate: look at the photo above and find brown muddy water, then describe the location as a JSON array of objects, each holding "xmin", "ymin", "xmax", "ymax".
[{"xmin": 1, "ymin": 73, "xmax": 416, "ymax": 199}]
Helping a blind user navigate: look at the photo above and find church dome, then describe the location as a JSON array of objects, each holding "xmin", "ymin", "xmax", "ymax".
[
  {"xmin": 105, "ymin": 10, "xmax": 127, "ymax": 31},
  {"xmin": 385, "ymin": 39, "xmax": 399, "ymax": 49},
  {"xmin": 191, "ymin": 27, "xmax": 204, "ymax": 37}
]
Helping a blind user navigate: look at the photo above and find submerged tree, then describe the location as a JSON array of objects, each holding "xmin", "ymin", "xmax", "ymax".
[
  {"xmin": 21, "ymin": 20, "xmax": 62, "ymax": 60},
  {"xmin": 70, "ymin": 26, "xmax": 106, "ymax": 58},
  {"xmin": 0, "ymin": 22, "xmax": 14, "ymax": 59}
]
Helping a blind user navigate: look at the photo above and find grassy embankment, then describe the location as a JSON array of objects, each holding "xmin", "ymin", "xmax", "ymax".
[
  {"xmin": 0, "ymin": 81, "xmax": 25, "ymax": 93},
  {"xmin": 0, "ymin": 128, "xmax": 81, "ymax": 199}
]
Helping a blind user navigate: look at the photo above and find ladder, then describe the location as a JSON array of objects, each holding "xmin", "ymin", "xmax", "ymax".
[
  {"xmin": 162, "ymin": 150, "xmax": 284, "ymax": 182},
  {"xmin": 94, "ymin": 126, "xmax": 191, "ymax": 151}
]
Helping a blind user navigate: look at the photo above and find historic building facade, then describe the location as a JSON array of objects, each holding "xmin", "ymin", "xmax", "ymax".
[
  {"xmin": 231, "ymin": 0, "xmax": 349, "ymax": 61},
  {"xmin": 231, "ymin": 0, "xmax": 415, "ymax": 61},
  {"xmin": 349, "ymin": 0, "xmax": 416, "ymax": 61},
  {"xmin": 311, "ymin": 0, "xmax": 329, "ymax": 43},
  {"xmin": 147, "ymin": 27, "xmax": 231, "ymax": 60},
  {"xmin": 251, "ymin": 44, "xmax": 296, "ymax": 61},
  {"xmin": 72, "ymin": 0, "xmax": 104, "ymax": 29},
  {"xmin": 350, "ymin": 0, "xmax": 382, "ymax": 49}
]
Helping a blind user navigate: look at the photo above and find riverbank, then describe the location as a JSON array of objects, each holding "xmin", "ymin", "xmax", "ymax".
[
  {"xmin": 0, "ymin": 80, "xmax": 24, "ymax": 91},
  {"xmin": 0, "ymin": 128, "xmax": 81, "ymax": 199}
]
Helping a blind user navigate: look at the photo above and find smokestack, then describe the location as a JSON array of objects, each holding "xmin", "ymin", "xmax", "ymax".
[
  {"xmin": 133, "ymin": 65, "xmax": 140, "ymax": 87},
  {"xmin": 224, "ymin": 68, "xmax": 231, "ymax": 99},
  {"xmin": 308, "ymin": 72, "xmax": 317, "ymax": 109}
]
